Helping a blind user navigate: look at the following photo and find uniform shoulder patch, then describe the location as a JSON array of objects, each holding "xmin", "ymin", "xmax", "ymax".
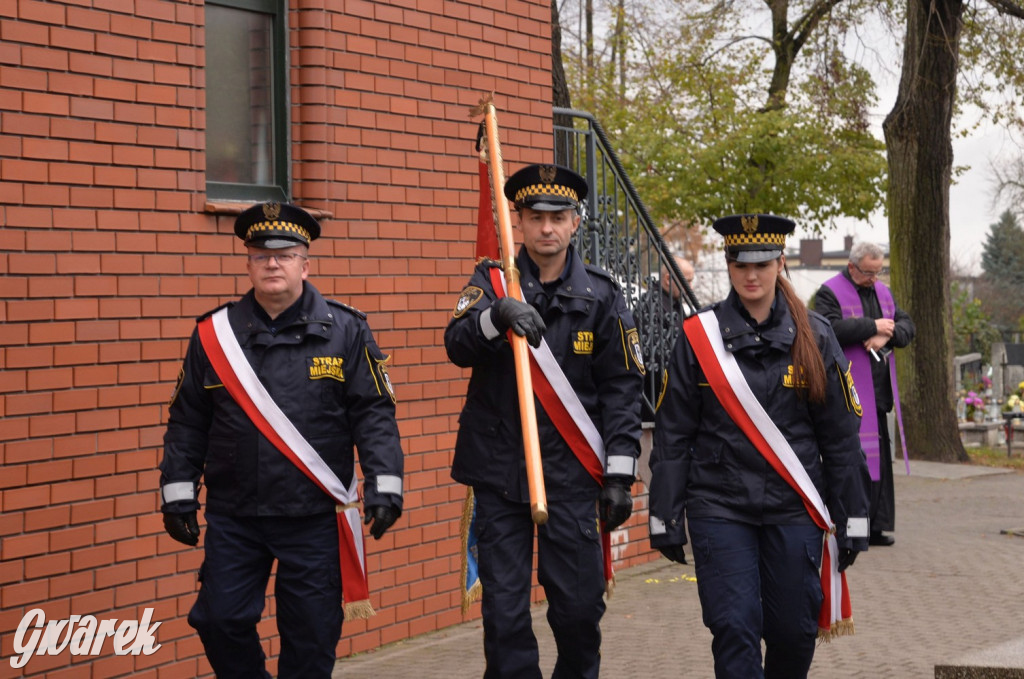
[
  {"xmin": 839, "ymin": 361, "xmax": 863, "ymax": 417},
  {"xmin": 624, "ymin": 325, "xmax": 646, "ymax": 375},
  {"xmin": 326, "ymin": 299, "xmax": 367, "ymax": 319},
  {"xmin": 369, "ymin": 350, "xmax": 397, "ymax": 404},
  {"xmin": 196, "ymin": 301, "xmax": 233, "ymax": 323},
  {"xmin": 453, "ymin": 286, "xmax": 485, "ymax": 318},
  {"xmin": 169, "ymin": 366, "xmax": 185, "ymax": 406}
]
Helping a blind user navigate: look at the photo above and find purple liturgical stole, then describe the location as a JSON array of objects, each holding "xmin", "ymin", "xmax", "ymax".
[{"xmin": 822, "ymin": 274, "xmax": 910, "ymax": 481}]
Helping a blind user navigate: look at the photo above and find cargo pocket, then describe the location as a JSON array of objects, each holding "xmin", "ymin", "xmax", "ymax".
[{"xmin": 802, "ymin": 536, "xmax": 825, "ymax": 635}]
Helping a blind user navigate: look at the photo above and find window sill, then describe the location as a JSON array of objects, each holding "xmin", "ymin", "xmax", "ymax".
[{"xmin": 204, "ymin": 201, "xmax": 334, "ymax": 221}]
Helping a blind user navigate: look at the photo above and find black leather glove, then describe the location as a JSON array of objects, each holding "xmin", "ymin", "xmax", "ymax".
[
  {"xmin": 364, "ymin": 505, "xmax": 401, "ymax": 540},
  {"xmin": 491, "ymin": 297, "xmax": 546, "ymax": 348},
  {"xmin": 837, "ymin": 548, "xmax": 858, "ymax": 572},
  {"xmin": 658, "ymin": 545, "xmax": 688, "ymax": 564},
  {"xmin": 163, "ymin": 511, "xmax": 200, "ymax": 546},
  {"xmin": 599, "ymin": 479, "xmax": 633, "ymax": 531}
]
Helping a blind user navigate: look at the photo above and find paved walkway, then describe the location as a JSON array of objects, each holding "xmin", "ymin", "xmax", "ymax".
[{"xmin": 334, "ymin": 460, "xmax": 1024, "ymax": 678}]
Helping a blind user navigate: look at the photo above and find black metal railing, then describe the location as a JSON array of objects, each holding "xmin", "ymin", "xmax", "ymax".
[{"xmin": 553, "ymin": 107, "xmax": 699, "ymax": 419}]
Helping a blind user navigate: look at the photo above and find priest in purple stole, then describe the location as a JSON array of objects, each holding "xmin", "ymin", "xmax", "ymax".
[{"xmin": 814, "ymin": 241, "xmax": 915, "ymax": 546}]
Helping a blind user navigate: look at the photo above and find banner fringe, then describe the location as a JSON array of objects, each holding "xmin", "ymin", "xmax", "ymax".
[
  {"xmin": 344, "ymin": 600, "xmax": 376, "ymax": 621},
  {"xmin": 462, "ymin": 580, "xmax": 483, "ymax": 615},
  {"xmin": 459, "ymin": 488, "xmax": 482, "ymax": 614}
]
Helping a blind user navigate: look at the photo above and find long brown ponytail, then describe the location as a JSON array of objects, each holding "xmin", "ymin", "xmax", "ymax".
[{"xmin": 776, "ymin": 277, "xmax": 827, "ymax": 403}]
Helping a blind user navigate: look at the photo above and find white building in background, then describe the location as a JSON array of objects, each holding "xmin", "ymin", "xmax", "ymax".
[{"xmin": 786, "ymin": 236, "xmax": 892, "ymax": 304}]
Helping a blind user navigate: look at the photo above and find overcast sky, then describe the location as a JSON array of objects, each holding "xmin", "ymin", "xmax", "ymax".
[
  {"xmin": 801, "ymin": 119, "xmax": 1014, "ymax": 276},
  {"xmin": 792, "ymin": 13, "xmax": 1022, "ymax": 277}
]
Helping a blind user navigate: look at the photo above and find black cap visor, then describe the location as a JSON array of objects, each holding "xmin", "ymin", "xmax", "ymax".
[{"xmin": 519, "ymin": 197, "xmax": 579, "ymax": 212}]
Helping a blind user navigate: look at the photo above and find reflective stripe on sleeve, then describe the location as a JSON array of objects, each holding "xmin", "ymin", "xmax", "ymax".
[
  {"xmin": 376, "ymin": 475, "xmax": 403, "ymax": 497},
  {"xmin": 605, "ymin": 455, "xmax": 637, "ymax": 478},
  {"xmin": 161, "ymin": 482, "xmax": 195, "ymax": 504},
  {"xmin": 847, "ymin": 517, "xmax": 869, "ymax": 539},
  {"xmin": 480, "ymin": 307, "xmax": 501, "ymax": 340}
]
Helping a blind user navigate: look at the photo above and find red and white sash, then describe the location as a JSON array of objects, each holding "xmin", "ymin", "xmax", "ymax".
[
  {"xmin": 684, "ymin": 310, "xmax": 853, "ymax": 639},
  {"xmin": 488, "ymin": 268, "xmax": 615, "ymax": 587},
  {"xmin": 489, "ymin": 268, "xmax": 607, "ymax": 479},
  {"xmin": 198, "ymin": 307, "xmax": 375, "ymax": 620}
]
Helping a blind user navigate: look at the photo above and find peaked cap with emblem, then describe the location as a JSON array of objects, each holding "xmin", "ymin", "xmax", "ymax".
[
  {"xmin": 234, "ymin": 202, "xmax": 321, "ymax": 249},
  {"xmin": 713, "ymin": 213, "xmax": 795, "ymax": 263},
  {"xmin": 504, "ymin": 163, "xmax": 588, "ymax": 212}
]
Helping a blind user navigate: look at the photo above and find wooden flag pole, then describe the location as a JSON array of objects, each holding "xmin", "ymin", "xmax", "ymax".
[{"xmin": 475, "ymin": 95, "xmax": 548, "ymax": 525}]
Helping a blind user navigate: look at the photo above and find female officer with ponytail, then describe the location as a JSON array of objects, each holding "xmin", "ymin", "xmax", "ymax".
[{"xmin": 648, "ymin": 214, "xmax": 871, "ymax": 678}]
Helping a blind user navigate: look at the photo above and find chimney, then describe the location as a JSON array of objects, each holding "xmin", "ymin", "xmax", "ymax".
[
  {"xmin": 844, "ymin": 235, "xmax": 854, "ymax": 253},
  {"xmin": 799, "ymin": 239, "xmax": 823, "ymax": 267}
]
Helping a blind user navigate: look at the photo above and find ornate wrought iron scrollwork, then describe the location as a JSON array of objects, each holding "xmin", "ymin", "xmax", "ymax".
[{"xmin": 554, "ymin": 108, "xmax": 699, "ymax": 419}]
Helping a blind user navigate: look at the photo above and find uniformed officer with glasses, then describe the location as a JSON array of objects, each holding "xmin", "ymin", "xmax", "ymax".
[{"xmin": 158, "ymin": 202, "xmax": 405, "ymax": 678}]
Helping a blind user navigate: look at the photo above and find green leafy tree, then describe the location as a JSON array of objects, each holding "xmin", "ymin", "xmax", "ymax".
[
  {"xmin": 559, "ymin": 0, "xmax": 888, "ymax": 232},
  {"xmin": 555, "ymin": 0, "xmax": 1024, "ymax": 463},
  {"xmin": 951, "ymin": 281, "xmax": 1002, "ymax": 358}
]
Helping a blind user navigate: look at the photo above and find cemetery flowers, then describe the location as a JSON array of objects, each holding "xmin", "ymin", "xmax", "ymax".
[
  {"xmin": 1003, "ymin": 381, "xmax": 1024, "ymax": 413},
  {"xmin": 965, "ymin": 392, "xmax": 986, "ymax": 421}
]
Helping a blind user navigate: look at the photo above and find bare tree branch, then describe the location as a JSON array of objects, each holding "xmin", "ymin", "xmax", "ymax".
[
  {"xmin": 790, "ymin": 0, "xmax": 847, "ymax": 50},
  {"xmin": 760, "ymin": 0, "xmax": 848, "ymax": 110},
  {"xmin": 985, "ymin": 0, "xmax": 1024, "ymax": 20}
]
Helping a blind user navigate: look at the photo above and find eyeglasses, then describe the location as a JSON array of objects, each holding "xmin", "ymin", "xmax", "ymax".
[
  {"xmin": 247, "ymin": 253, "xmax": 307, "ymax": 266},
  {"xmin": 852, "ymin": 262, "xmax": 886, "ymax": 278}
]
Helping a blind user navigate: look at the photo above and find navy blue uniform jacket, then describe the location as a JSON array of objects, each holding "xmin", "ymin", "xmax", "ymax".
[
  {"xmin": 649, "ymin": 291, "xmax": 870, "ymax": 550},
  {"xmin": 444, "ymin": 246, "xmax": 644, "ymax": 502},
  {"xmin": 160, "ymin": 282, "xmax": 404, "ymax": 517}
]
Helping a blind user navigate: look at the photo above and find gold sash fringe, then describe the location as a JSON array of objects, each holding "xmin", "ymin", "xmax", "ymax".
[
  {"xmin": 818, "ymin": 618, "xmax": 855, "ymax": 643},
  {"xmin": 344, "ymin": 599, "xmax": 376, "ymax": 621}
]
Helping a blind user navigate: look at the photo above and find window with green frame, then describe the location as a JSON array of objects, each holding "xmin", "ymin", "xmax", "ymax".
[{"xmin": 205, "ymin": 0, "xmax": 289, "ymax": 202}]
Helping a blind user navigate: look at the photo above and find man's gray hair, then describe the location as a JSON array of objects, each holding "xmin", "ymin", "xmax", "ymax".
[{"xmin": 849, "ymin": 241, "xmax": 884, "ymax": 264}]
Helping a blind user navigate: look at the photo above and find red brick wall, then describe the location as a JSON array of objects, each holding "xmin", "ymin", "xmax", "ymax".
[{"xmin": 0, "ymin": 0, "xmax": 656, "ymax": 676}]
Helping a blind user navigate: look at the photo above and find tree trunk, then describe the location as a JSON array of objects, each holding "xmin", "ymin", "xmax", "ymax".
[
  {"xmin": 882, "ymin": 0, "xmax": 968, "ymax": 463},
  {"xmin": 585, "ymin": 0, "xmax": 593, "ymax": 77},
  {"xmin": 551, "ymin": 0, "xmax": 573, "ymax": 132},
  {"xmin": 614, "ymin": 0, "xmax": 625, "ymax": 100}
]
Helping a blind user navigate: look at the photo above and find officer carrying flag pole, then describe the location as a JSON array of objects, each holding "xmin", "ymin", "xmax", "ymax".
[{"xmin": 446, "ymin": 95, "xmax": 644, "ymax": 678}]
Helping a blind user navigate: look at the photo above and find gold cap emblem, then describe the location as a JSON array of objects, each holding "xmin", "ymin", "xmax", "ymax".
[
  {"xmin": 741, "ymin": 215, "xmax": 759, "ymax": 234},
  {"xmin": 539, "ymin": 165, "xmax": 557, "ymax": 183},
  {"xmin": 263, "ymin": 202, "xmax": 281, "ymax": 220}
]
